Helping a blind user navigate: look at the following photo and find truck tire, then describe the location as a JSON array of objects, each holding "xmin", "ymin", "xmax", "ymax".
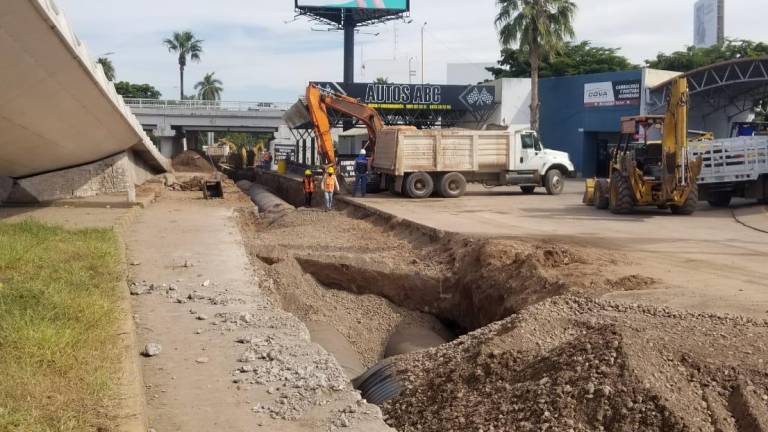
[
  {"xmin": 520, "ymin": 185, "xmax": 536, "ymax": 194},
  {"xmin": 671, "ymin": 183, "xmax": 698, "ymax": 215},
  {"xmin": 594, "ymin": 179, "xmax": 610, "ymax": 209},
  {"xmin": 404, "ymin": 172, "xmax": 434, "ymax": 199},
  {"xmin": 544, "ymin": 170, "xmax": 565, "ymax": 195},
  {"xmin": 609, "ymin": 172, "xmax": 634, "ymax": 214},
  {"xmin": 438, "ymin": 172, "xmax": 467, "ymax": 198},
  {"xmin": 707, "ymin": 191, "xmax": 732, "ymax": 207}
]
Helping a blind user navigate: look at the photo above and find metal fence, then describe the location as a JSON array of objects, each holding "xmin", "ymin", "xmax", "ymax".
[{"xmin": 124, "ymin": 99, "xmax": 293, "ymax": 112}]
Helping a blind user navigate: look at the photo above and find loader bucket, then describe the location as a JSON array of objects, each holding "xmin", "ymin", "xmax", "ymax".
[{"xmin": 583, "ymin": 178, "xmax": 596, "ymax": 205}]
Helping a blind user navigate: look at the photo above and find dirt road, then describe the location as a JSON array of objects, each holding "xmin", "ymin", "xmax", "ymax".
[
  {"xmin": 344, "ymin": 181, "xmax": 768, "ymax": 318},
  {"xmin": 125, "ymin": 191, "xmax": 392, "ymax": 431}
]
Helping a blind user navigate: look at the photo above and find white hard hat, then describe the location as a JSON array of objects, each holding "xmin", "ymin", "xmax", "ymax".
[{"xmin": 359, "ymin": 149, "xmax": 367, "ymax": 156}]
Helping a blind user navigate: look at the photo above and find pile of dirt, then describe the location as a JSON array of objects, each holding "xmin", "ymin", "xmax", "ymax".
[
  {"xmin": 385, "ymin": 296, "xmax": 768, "ymax": 432},
  {"xmin": 172, "ymin": 150, "xmax": 214, "ymax": 173}
]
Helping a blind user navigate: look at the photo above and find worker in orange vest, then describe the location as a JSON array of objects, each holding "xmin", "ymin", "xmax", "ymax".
[
  {"xmin": 321, "ymin": 167, "xmax": 340, "ymax": 211},
  {"xmin": 303, "ymin": 169, "xmax": 315, "ymax": 208}
]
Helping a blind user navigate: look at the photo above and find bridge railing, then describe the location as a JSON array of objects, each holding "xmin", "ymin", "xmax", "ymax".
[{"xmin": 124, "ymin": 99, "xmax": 292, "ymax": 112}]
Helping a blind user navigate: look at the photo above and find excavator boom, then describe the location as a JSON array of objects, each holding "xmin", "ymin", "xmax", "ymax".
[{"xmin": 305, "ymin": 84, "xmax": 386, "ymax": 167}]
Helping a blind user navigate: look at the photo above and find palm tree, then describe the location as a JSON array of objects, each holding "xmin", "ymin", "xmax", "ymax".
[
  {"xmin": 195, "ymin": 72, "xmax": 224, "ymax": 101},
  {"xmin": 163, "ymin": 31, "xmax": 203, "ymax": 100},
  {"xmin": 495, "ymin": 0, "xmax": 577, "ymax": 131},
  {"xmin": 97, "ymin": 57, "xmax": 115, "ymax": 81}
]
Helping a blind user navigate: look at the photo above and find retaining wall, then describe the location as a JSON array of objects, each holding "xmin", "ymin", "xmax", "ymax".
[{"xmin": 3, "ymin": 150, "xmax": 157, "ymax": 204}]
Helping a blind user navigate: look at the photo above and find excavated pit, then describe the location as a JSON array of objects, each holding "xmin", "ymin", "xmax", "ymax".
[{"xmin": 234, "ymin": 179, "xmax": 768, "ymax": 431}]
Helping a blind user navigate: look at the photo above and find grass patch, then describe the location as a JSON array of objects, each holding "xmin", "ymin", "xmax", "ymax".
[{"xmin": 0, "ymin": 220, "xmax": 123, "ymax": 432}]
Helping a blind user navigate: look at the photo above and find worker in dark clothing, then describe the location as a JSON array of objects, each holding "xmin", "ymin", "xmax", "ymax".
[
  {"xmin": 353, "ymin": 149, "xmax": 369, "ymax": 198},
  {"xmin": 303, "ymin": 169, "xmax": 315, "ymax": 207}
]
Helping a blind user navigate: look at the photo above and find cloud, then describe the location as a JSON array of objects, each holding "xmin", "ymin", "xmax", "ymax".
[{"xmin": 57, "ymin": 0, "xmax": 767, "ymax": 101}]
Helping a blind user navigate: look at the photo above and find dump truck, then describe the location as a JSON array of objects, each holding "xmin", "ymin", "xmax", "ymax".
[
  {"xmin": 301, "ymin": 84, "xmax": 574, "ymax": 199},
  {"xmin": 373, "ymin": 127, "xmax": 575, "ymax": 198}
]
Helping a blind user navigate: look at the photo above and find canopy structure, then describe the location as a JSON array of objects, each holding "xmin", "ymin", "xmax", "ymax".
[{"xmin": 647, "ymin": 57, "xmax": 768, "ymax": 137}]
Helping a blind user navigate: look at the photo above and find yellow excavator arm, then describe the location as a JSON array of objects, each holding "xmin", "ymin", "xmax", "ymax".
[{"xmin": 305, "ymin": 84, "xmax": 386, "ymax": 167}]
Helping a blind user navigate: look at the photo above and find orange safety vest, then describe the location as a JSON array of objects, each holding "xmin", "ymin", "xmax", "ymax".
[
  {"xmin": 323, "ymin": 174, "xmax": 336, "ymax": 192},
  {"xmin": 303, "ymin": 177, "xmax": 315, "ymax": 193}
]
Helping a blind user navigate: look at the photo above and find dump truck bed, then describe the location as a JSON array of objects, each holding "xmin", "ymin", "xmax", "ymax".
[{"xmin": 373, "ymin": 128, "xmax": 516, "ymax": 176}]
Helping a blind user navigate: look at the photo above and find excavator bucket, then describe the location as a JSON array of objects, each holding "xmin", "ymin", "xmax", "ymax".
[{"xmin": 284, "ymin": 100, "xmax": 312, "ymax": 129}]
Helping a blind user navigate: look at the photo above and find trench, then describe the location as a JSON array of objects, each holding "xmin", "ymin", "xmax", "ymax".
[{"xmin": 236, "ymin": 171, "xmax": 624, "ymax": 411}]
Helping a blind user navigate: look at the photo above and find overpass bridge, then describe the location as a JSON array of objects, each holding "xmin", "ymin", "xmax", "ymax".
[
  {"xmin": 126, "ymin": 99, "xmax": 291, "ymax": 157},
  {"xmin": 1, "ymin": 0, "xmax": 170, "ymax": 203}
]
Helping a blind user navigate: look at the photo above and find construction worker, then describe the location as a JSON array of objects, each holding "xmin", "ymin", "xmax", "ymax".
[
  {"xmin": 322, "ymin": 167, "xmax": 340, "ymax": 211},
  {"xmin": 261, "ymin": 150, "xmax": 271, "ymax": 171},
  {"xmin": 353, "ymin": 149, "xmax": 370, "ymax": 198},
  {"xmin": 303, "ymin": 169, "xmax": 315, "ymax": 208}
]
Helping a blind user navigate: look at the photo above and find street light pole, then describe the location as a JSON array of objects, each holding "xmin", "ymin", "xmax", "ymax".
[{"xmin": 421, "ymin": 22, "xmax": 427, "ymax": 85}]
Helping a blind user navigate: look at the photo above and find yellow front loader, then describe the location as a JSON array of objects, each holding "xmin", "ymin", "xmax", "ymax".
[{"xmin": 584, "ymin": 77, "xmax": 703, "ymax": 215}]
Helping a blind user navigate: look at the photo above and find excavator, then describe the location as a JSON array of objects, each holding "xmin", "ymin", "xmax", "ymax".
[
  {"xmin": 305, "ymin": 84, "xmax": 390, "ymax": 168},
  {"xmin": 584, "ymin": 77, "xmax": 703, "ymax": 215}
]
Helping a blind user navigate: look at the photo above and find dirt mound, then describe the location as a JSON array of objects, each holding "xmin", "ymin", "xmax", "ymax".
[
  {"xmin": 384, "ymin": 296, "xmax": 768, "ymax": 432},
  {"xmin": 172, "ymin": 150, "xmax": 214, "ymax": 173}
]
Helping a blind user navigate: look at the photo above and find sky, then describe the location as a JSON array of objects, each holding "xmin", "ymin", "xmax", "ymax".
[{"xmin": 57, "ymin": 0, "xmax": 768, "ymax": 102}]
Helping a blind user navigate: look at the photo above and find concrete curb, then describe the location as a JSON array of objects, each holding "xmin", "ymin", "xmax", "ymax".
[{"xmin": 112, "ymin": 202, "xmax": 150, "ymax": 432}]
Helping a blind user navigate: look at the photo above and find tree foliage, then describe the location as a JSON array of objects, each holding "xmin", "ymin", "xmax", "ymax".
[
  {"xmin": 495, "ymin": 0, "xmax": 577, "ymax": 131},
  {"xmin": 114, "ymin": 82, "xmax": 162, "ymax": 99},
  {"xmin": 489, "ymin": 41, "xmax": 637, "ymax": 79},
  {"xmin": 96, "ymin": 57, "xmax": 115, "ymax": 81},
  {"xmin": 195, "ymin": 72, "xmax": 223, "ymax": 100},
  {"xmin": 645, "ymin": 39, "xmax": 768, "ymax": 72},
  {"xmin": 374, "ymin": 77, "xmax": 390, "ymax": 84},
  {"xmin": 163, "ymin": 31, "xmax": 203, "ymax": 99}
]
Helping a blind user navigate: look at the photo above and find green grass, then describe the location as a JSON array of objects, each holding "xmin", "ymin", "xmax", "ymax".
[{"xmin": 0, "ymin": 220, "xmax": 123, "ymax": 432}]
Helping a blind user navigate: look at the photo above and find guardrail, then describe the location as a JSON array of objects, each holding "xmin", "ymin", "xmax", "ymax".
[{"xmin": 124, "ymin": 99, "xmax": 293, "ymax": 112}]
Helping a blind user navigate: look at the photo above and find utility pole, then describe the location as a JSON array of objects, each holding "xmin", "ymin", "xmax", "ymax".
[
  {"xmin": 408, "ymin": 57, "xmax": 416, "ymax": 84},
  {"xmin": 421, "ymin": 22, "xmax": 427, "ymax": 85}
]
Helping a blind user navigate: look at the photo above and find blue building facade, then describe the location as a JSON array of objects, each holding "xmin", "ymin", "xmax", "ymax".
[{"xmin": 539, "ymin": 70, "xmax": 644, "ymax": 178}]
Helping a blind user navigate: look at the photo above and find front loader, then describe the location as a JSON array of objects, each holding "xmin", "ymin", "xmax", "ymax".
[{"xmin": 584, "ymin": 77, "xmax": 703, "ymax": 215}]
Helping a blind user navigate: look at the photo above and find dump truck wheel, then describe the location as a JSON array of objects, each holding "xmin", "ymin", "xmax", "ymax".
[
  {"xmin": 671, "ymin": 183, "xmax": 699, "ymax": 215},
  {"xmin": 520, "ymin": 186, "xmax": 536, "ymax": 194},
  {"xmin": 707, "ymin": 191, "xmax": 732, "ymax": 208},
  {"xmin": 544, "ymin": 170, "xmax": 565, "ymax": 195},
  {"xmin": 595, "ymin": 179, "xmax": 610, "ymax": 209},
  {"xmin": 609, "ymin": 172, "xmax": 634, "ymax": 214},
  {"xmin": 405, "ymin": 172, "xmax": 434, "ymax": 199},
  {"xmin": 438, "ymin": 172, "xmax": 466, "ymax": 198}
]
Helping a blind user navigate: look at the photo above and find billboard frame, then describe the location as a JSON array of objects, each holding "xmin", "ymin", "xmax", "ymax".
[{"xmin": 294, "ymin": 0, "xmax": 410, "ymax": 28}]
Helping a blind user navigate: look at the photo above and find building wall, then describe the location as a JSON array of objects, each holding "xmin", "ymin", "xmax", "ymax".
[{"xmin": 539, "ymin": 70, "xmax": 643, "ymax": 177}]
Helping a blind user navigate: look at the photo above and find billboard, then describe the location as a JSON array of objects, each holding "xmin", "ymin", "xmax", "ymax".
[
  {"xmin": 694, "ymin": 0, "xmax": 723, "ymax": 48},
  {"xmin": 312, "ymin": 82, "xmax": 496, "ymax": 112},
  {"xmin": 296, "ymin": 0, "xmax": 408, "ymax": 10},
  {"xmin": 584, "ymin": 80, "xmax": 641, "ymax": 108}
]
